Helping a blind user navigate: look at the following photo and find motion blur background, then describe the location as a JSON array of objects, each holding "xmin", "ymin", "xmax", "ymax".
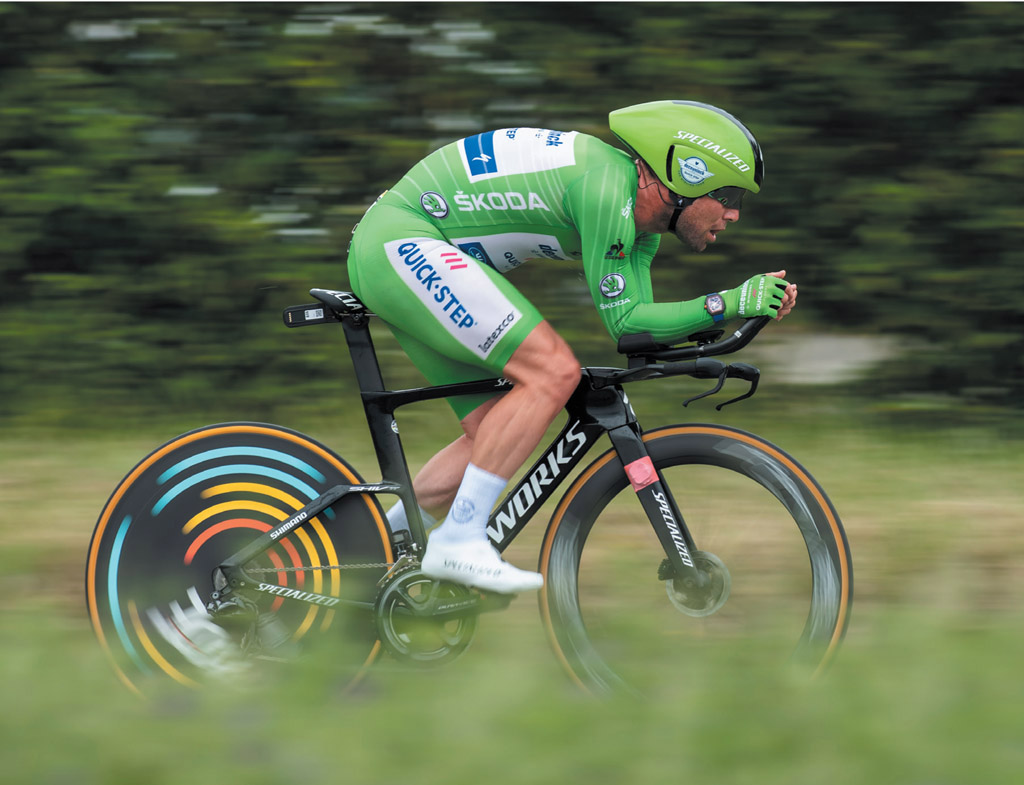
[
  {"xmin": 2, "ymin": 2, "xmax": 1022, "ymax": 422},
  {"xmin": 1, "ymin": 4, "xmax": 1022, "ymax": 784}
]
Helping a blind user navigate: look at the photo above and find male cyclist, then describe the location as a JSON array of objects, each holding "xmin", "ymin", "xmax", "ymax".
[{"xmin": 347, "ymin": 100, "xmax": 797, "ymax": 594}]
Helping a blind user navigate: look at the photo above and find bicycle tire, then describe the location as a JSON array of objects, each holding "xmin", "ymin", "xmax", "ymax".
[
  {"xmin": 539, "ymin": 424, "xmax": 852, "ymax": 696},
  {"xmin": 85, "ymin": 422, "xmax": 392, "ymax": 695}
]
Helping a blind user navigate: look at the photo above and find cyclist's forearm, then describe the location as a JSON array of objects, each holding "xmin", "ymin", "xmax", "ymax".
[{"xmin": 602, "ymin": 297, "xmax": 717, "ymax": 344}]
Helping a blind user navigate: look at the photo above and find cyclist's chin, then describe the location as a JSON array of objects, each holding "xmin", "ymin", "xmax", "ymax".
[
  {"xmin": 671, "ymin": 219, "xmax": 716, "ymax": 252},
  {"xmin": 673, "ymin": 230, "xmax": 708, "ymax": 253}
]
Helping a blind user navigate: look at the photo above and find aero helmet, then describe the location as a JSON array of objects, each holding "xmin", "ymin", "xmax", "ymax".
[{"xmin": 609, "ymin": 100, "xmax": 764, "ymax": 205}]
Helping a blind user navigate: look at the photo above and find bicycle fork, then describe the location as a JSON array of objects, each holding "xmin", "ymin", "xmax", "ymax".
[{"xmin": 606, "ymin": 425, "xmax": 703, "ymax": 586}]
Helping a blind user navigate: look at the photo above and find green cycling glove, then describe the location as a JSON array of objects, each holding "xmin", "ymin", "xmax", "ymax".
[{"xmin": 720, "ymin": 274, "xmax": 789, "ymax": 319}]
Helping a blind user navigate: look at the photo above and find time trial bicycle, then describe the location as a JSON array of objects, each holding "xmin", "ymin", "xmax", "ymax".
[{"xmin": 86, "ymin": 288, "xmax": 852, "ymax": 697}]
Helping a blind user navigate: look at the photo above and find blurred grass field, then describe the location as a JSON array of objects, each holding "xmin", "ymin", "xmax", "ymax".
[{"xmin": 2, "ymin": 401, "xmax": 1023, "ymax": 784}]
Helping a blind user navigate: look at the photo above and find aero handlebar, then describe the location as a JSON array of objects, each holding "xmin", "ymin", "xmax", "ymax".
[{"xmin": 616, "ymin": 316, "xmax": 773, "ymax": 365}]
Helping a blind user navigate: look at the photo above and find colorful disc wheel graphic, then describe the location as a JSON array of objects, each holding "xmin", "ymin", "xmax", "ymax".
[{"xmin": 86, "ymin": 423, "xmax": 392, "ymax": 695}]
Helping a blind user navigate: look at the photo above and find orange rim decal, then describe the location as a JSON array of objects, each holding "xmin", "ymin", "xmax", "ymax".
[{"xmin": 538, "ymin": 446, "xmax": 621, "ymax": 692}]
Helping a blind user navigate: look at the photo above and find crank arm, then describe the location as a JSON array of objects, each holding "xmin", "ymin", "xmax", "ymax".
[{"xmin": 385, "ymin": 586, "xmax": 515, "ymax": 621}]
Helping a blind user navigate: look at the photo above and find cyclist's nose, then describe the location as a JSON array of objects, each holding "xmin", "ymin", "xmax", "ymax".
[{"xmin": 723, "ymin": 208, "xmax": 740, "ymax": 223}]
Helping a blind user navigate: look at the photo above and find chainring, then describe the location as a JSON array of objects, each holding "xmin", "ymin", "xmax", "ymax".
[{"xmin": 374, "ymin": 566, "xmax": 480, "ymax": 666}]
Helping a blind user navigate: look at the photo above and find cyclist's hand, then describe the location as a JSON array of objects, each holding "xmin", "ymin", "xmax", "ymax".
[
  {"xmin": 768, "ymin": 270, "xmax": 798, "ymax": 321},
  {"xmin": 721, "ymin": 272, "xmax": 791, "ymax": 319}
]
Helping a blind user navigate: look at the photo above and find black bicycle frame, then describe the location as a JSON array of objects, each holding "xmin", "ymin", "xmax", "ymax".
[
  {"xmin": 341, "ymin": 307, "xmax": 700, "ymax": 575},
  {"xmin": 213, "ymin": 304, "xmax": 704, "ymax": 605}
]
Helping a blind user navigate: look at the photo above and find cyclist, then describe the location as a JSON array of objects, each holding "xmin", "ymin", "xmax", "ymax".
[{"xmin": 347, "ymin": 100, "xmax": 797, "ymax": 594}]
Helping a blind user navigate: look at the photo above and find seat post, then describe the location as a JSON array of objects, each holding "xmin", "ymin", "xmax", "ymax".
[{"xmin": 339, "ymin": 313, "xmax": 387, "ymax": 395}]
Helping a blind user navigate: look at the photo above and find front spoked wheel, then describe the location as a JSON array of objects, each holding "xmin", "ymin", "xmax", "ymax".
[{"xmin": 539, "ymin": 424, "xmax": 853, "ymax": 696}]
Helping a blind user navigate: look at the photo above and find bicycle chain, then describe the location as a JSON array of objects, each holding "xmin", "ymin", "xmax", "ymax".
[{"xmin": 246, "ymin": 562, "xmax": 394, "ymax": 573}]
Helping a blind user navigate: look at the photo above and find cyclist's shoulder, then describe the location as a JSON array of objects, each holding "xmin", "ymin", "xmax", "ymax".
[
  {"xmin": 571, "ymin": 131, "xmax": 633, "ymax": 162},
  {"xmin": 386, "ymin": 127, "xmax": 634, "ymax": 222},
  {"xmin": 560, "ymin": 137, "xmax": 638, "ymax": 218},
  {"xmin": 413, "ymin": 127, "xmax": 630, "ymax": 175}
]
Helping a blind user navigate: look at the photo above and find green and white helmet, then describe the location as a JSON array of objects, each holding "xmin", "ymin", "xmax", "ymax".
[{"xmin": 609, "ymin": 100, "xmax": 764, "ymax": 203}]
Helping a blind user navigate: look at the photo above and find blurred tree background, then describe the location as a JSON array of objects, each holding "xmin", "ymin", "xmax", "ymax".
[{"xmin": 1, "ymin": 1, "xmax": 1022, "ymax": 428}]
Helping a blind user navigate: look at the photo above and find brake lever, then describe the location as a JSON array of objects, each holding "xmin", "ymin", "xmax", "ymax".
[
  {"xmin": 714, "ymin": 363, "xmax": 761, "ymax": 410},
  {"xmin": 682, "ymin": 369, "xmax": 727, "ymax": 407}
]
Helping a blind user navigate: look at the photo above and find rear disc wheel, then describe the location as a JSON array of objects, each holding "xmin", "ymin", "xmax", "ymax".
[{"xmin": 85, "ymin": 422, "xmax": 392, "ymax": 694}]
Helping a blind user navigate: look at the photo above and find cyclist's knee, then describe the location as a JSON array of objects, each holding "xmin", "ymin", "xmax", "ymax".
[
  {"xmin": 504, "ymin": 325, "xmax": 580, "ymax": 401},
  {"xmin": 546, "ymin": 354, "xmax": 582, "ymax": 401}
]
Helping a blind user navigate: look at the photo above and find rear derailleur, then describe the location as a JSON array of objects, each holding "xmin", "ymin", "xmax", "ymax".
[{"xmin": 207, "ymin": 571, "xmax": 296, "ymax": 659}]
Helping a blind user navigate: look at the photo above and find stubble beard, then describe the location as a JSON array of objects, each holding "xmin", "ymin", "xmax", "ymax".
[{"xmin": 674, "ymin": 219, "xmax": 708, "ymax": 253}]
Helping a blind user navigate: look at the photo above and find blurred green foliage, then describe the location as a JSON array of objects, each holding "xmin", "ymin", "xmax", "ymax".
[{"xmin": 1, "ymin": 2, "xmax": 1022, "ymax": 427}]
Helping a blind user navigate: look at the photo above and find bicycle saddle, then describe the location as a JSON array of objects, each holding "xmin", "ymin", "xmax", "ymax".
[{"xmin": 310, "ymin": 289, "xmax": 374, "ymax": 316}]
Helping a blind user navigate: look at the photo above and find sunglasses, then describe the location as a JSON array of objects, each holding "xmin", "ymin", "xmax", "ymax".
[
  {"xmin": 706, "ymin": 186, "xmax": 746, "ymax": 209},
  {"xmin": 672, "ymin": 185, "xmax": 747, "ymax": 211}
]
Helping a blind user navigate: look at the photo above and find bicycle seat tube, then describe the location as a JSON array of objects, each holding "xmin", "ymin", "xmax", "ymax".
[
  {"xmin": 338, "ymin": 312, "xmax": 514, "ymax": 547},
  {"xmin": 336, "ymin": 312, "xmax": 425, "ymax": 544}
]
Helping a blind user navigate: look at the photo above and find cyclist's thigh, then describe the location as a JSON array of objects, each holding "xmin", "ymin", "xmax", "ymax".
[
  {"xmin": 349, "ymin": 205, "xmax": 544, "ymax": 416},
  {"xmin": 386, "ymin": 326, "xmax": 500, "ymax": 421}
]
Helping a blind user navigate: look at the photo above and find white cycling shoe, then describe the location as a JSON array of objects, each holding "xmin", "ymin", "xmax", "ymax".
[{"xmin": 421, "ymin": 537, "xmax": 544, "ymax": 595}]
